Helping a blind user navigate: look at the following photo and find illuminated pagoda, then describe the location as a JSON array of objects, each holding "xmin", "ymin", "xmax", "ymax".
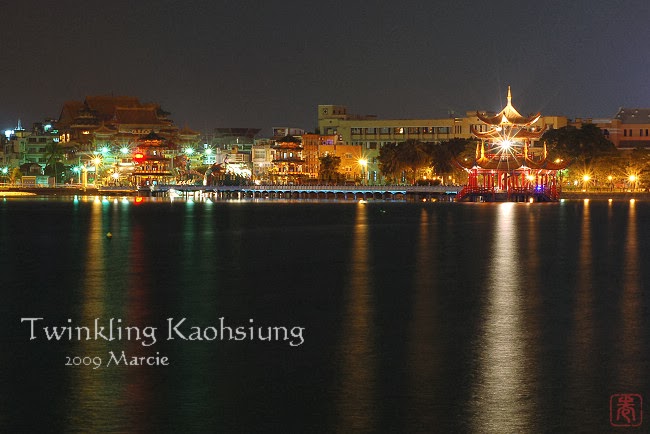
[
  {"xmin": 270, "ymin": 135, "xmax": 306, "ymax": 183},
  {"xmin": 456, "ymin": 87, "xmax": 567, "ymax": 202},
  {"xmin": 131, "ymin": 131, "xmax": 176, "ymax": 186}
]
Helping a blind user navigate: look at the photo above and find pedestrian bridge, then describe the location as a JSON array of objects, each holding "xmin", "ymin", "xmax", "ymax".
[{"xmin": 109, "ymin": 184, "xmax": 462, "ymax": 200}]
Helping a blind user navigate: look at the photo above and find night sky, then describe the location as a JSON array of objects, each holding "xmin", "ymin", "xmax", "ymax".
[{"xmin": 2, "ymin": 0, "xmax": 649, "ymax": 136}]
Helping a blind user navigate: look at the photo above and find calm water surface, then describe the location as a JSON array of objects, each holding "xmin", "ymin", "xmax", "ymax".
[{"xmin": 1, "ymin": 197, "xmax": 649, "ymax": 433}]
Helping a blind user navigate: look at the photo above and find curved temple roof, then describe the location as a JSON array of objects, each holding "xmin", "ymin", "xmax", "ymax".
[{"xmin": 476, "ymin": 86, "xmax": 541, "ymax": 126}]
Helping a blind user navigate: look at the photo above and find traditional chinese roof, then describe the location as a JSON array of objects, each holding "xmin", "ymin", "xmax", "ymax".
[
  {"xmin": 93, "ymin": 123, "xmax": 116, "ymax": 136},
  {"xmin": 58, "ymin": 101, "xmax": 85, "ymax": 125},
  {"xmin": 137, "ymin": 131, "xmax": 166, "ymax": 146},
  {"xmin": 114, "ymin": 107, "xmax": 166, "ymax": 125},
  {"xmin": 178, "ymin": 125, "xmax": 200, "ymax": 136},
  {"xmin": 471, "ymin": 125, "xmax": 546, "ymax": 141},
  {"xmin": 476, "ymin": 87, "xmax": 541, "ymax": 126},
  {"xmin": 85, "ymin": 96, "xmax": 141, "ymax": 121}
]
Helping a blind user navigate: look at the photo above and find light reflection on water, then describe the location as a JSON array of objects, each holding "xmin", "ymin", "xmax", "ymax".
[
  {"xmin": 471, "ymin": 203, "xmax": 533, "ymax": 433},
  {"xmin": 1, "ymin": 198, "xmax": 649, "ymax": 432},
  {"xmin": 336, "ymin": 202, "xmax": 377, "ymax": 432}
]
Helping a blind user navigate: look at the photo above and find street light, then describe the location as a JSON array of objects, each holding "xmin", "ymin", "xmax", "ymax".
[
  {"xmin": 629, "ymin": 174, "xmax": 638, "ymax": 191},
  {"xmin": 358, "ymin": 158, "xmax": 367, "ymax": 185},
  {"xmin": 582, "ymin": 174, "xmax": 591, "ymax": 191},
  {"xmin": 607, "ymin": 175, "xmax": 613, "ymax": 191},
  {"xmin": 92, "ymin": 156, "xmax": 102, "ymax": 185}
]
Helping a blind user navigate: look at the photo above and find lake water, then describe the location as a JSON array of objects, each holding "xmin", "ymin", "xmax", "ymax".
[{"xmin": 1, "ymin": 196, "xmax": 649, "ymax": 433}]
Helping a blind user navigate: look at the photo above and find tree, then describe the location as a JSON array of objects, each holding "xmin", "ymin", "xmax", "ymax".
[
  {"xmin": 378, "ymin": 140, "xmax": 431, "ymax": 184},
  {"xmin": 399, "ymin": 139, "xmax": 431, "ymax": 184},
  {"xmin": 44, "ymin": 141, "xmax": 65, "ymax": 184},
  {"xmin": 378, "ymin": 142, "xmax": 402, "ymax": 182},
  {"xmin": 429, "ymin": 138, "xmax": 473, "ymax": 180},
  {"xmin": 9, "ymin": 167, "xmax": 22, "ymax": 184},
  {"xmin": 318, "ymin": 154, "xmax": 341, "ymax": 183},
  {"xmin": 542, "ymin": 123, "xmax": 617, "ymax": 163}
]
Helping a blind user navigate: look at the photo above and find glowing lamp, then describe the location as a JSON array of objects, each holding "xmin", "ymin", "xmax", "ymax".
[
  {"xmin": 100, "ymin": 146, "xmax": 109, "ymax": 154},
  {"xmin": 133, "ymin": 152, "xmax": 145, "ymax": 163},
  {"xmin": 582, "ymin": 174, "xmax": 591, "ymax": 182},
  {"xmin": 500, "ymin": 140, "xmax": 512, "ymax": 150},
  {"xmin": 629, "ymin": 174, "xmax": 637, "ymax": 182},
  {"xmin": 120, "ymin": 147, "xmax": 130, "ymax": 155}
]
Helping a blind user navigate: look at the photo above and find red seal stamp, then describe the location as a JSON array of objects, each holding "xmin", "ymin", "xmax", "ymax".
[{"xmin": 610, "ymin": 393, "xmax": 642, "ymax": 427}]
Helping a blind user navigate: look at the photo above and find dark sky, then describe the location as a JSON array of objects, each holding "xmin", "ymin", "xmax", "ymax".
[{"xmin": 2, "ymin": 0, "xmax": 649, "ymax": 136}]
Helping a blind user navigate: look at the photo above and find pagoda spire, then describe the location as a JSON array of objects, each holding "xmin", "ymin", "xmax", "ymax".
[{"xmin": 507, "ymin": 86, "xmax": 512, "ymax": 106}]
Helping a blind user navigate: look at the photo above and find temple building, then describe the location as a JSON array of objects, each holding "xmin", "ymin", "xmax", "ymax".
[
  {"xmin": 56, "ymin": 95, "xmax": 179, "ymax": 148},
  {"xmin": 456, "ymin": 87, "xmax": 567, "ymax": 202},
  {"xmin": 270, "ymin": 135, "xmax": 305, "ymax": 183}
]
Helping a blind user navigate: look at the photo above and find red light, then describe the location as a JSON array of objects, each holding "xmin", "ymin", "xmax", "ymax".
[
  {"xmin": 134, "ymin": 197, "xmax": 144, "ymax": 205},
  {"xmin": 133, "ymin": 152, "xmax": 145, "ymax": 163}
]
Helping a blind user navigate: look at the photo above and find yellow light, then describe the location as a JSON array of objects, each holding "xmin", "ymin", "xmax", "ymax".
[
  {"xmin": 93, "ymin": 157, "xmax": 101, "ymax": 166},
  {"xmin": 500, "ymin": 140, "xmax": 512, "ymax": 150},
  {"xmin": 582, "ymin": 174, "xmax": 590, "ymax": 182},
  {"xmin": 526, "ymin": 174, "xmax": 535, "ymax": 181},
  {"xmin": 607, "ymin": 175, "xmax": 613, "ymax": 181},
  {"xmin": 358, "ymin": 158, "xmax": 367, "ymax": 166},
  {"xmin": 629, "ymin": 174, "xmax": 637, "ymax": 182},
  {"xmin": 111, "ymin": 172, "xmax": 120, "ymax": 180}
]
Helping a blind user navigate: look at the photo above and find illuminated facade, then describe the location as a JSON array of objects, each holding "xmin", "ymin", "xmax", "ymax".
[
  {"xmin": 456, "ymin": 87, "xmax": 567, "ymax": 202},
  {"xmin": 270, "ymin": 135, "xmax": 305, "ymax": 183}
]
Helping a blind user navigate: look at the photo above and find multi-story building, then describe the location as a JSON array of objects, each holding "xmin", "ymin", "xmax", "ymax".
[
  {"xmin": 317, "ymin": 104, "xmax": 567, "ymax": 147},
  {"xmin": 576, "ymin": 109, "xmax": 650, "ymax": 149}
]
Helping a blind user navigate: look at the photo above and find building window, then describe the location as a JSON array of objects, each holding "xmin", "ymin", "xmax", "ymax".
[
  {"xmin": 365, "ymin": 128, "xmax": 376, "ymax": 134},
  {"xmin": 394, "ymin": 127, "xmax": 404, "ymax": 134},
  {"xmin": 351, "ymin": 127, "xmax": 362, "ymax": 135},
  {"xmin": 408, "ymin": 127, "xmax": 420, "ymax": 134},
  {"xmin": 624, "ymin": 129, "xmax": 627, "ymax": 137},
  {"xmin": 367, "ymin": 142, "xmax": 377, "ymax": 149}
]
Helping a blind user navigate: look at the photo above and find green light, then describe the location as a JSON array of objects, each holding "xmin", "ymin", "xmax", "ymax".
[
  {"xmin": 120, "ymin": 147, "xmax": 129, "ymax": 154},
  {"xmin": 101, "ymin": 146, "xmax": 110, "ymax": 154},
  {"xmin": 1, "ymin": 167, "xmax": 7, "ymax": 175},
  {"xmin": 185, "ymin": 147, "xmax": 194, "ymax": 155}
]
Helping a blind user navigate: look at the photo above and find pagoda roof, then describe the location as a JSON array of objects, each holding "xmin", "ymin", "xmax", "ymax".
[
  {"xmin": 58, "ymin": 101, "xmax": 85, "ymax": 125},
  {"xmin": 276, "ymin": 134, "xmax": 302, "ymax": 144},
  {"xmin": 85, "ymin": 96, "xmax": 142, "ymax": 121},
  {"xmin": 114, "ymin": 107, "xmax": 165, "ymax": 125},
  {"xmin": 476, "ymin": 87, "xmax": 541, "ymax": 126},
  {"xmin": 93, "ymin": 123, "xmax": 116, "ymax": 135},
  {"xmin": 178, "ymin": 125, "xmax": 200, "ymax": 136},
  {"xmin": 471, "ymin": 125, "xmax": 546, "ymax": 141},
  {"xmin": 138, "ymin": 130, "xmax": 166, "ymax": 142},
  {"xmin": 457, "ymin": 155, "xmax": 568, "ymax": 172}
]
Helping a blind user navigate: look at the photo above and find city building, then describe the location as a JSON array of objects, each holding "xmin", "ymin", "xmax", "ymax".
[{"xmin": 317, "ymin": 104, "xmax": 568, "ymax": 146}]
